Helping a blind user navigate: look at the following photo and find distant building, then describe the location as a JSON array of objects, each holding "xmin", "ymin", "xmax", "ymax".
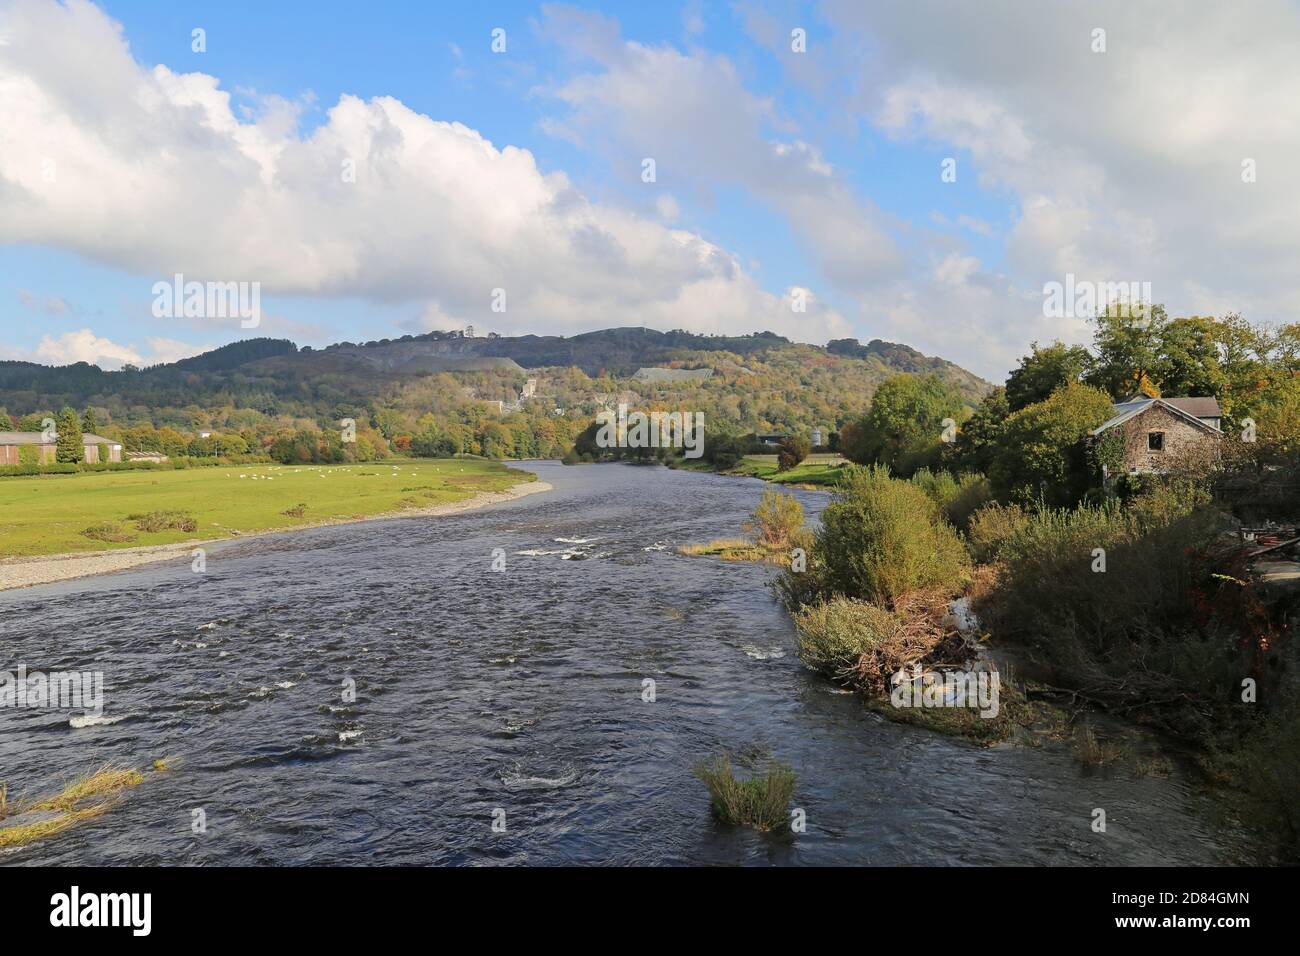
[
  {"xmin": 0, "ymin": 431, "xmax": 123, "ymax": 465},
  {"xmin": 811, "ymin": 428, "xmax": 823, "ymax": 447},
  {"xmin": 756, "ymin": 433, "xmax": 791, "ymax": 447},
  {"xmin": 125, "ymin": 451, "xmax": 169, "ymax": 463},
  {"xmin": 521, "ymin": 378, "xmax": 537, "ymax": 399},
  {"xmin": 1091, "ymin": 395, "xmax": 1223, "ymax": 475}
]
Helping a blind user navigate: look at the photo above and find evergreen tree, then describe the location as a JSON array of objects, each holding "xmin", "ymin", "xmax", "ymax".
[
  {"xmin": 82, "ymin": 407, "xmax": 99, "ymax": 433},
  {"xmin": 55, "ymin": 406, "xmax": 84, "ymax": 462}
]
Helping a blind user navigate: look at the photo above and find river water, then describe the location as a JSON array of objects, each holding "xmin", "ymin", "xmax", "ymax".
[{"xmin": 0, "ymin": 461, "xmax": 1242, "ymax": 865}]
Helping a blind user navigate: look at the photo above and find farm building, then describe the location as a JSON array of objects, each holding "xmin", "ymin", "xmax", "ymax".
[
  {"xmin": 1090, "ymin": 395, "xmax": 1223, "ymax": 476},
  {"xmin": 0, "ymin": 431, "xmax": 123, "ymax": 465}
]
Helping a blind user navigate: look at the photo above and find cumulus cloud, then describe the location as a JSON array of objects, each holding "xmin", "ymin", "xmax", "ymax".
[
  {"xmin": 827, "ymin": 0, "xmax": 1300, "ymax": 336},
  {"xmin": 24, "ymin": 328, "xmax": 210, "ymax": 369},
  {"xmin": 0, "ymin": 0, "xmax": 848, "ymax": 344},
  {"xmin": 35, "ymin": 328, "xmax": 141, "ymax": 368},
  {"xmin": 539, "ymin": 5, "xmax": 904, "ymax": 290}
]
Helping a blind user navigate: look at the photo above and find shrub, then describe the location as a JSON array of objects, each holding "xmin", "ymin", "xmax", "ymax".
[
  {"xmin": 981, "ymin": 496, "xmax": 1240, "ymax": 734},
  {"xmin": 792, "ymin": 597, "xmax": 908, "ymax": 681},
  {"xmin": 282, "ymin": 503, "xmax": 308, "ymax": 518},
  {"xmin": 965, "ymin": 501, "xmax": 1031, "ymax": 563},
  {"xmin": 80, "ymin": 521, "xmax": 137, "ymax": 543},
  {"xmin": 1210, "ymin": 702, "xmax": 1300, "ymax": 863},
  {"xmin": 811, "ymin": 464, "xmax": 970, "ymax": 608},
  {"xmin": 910, "ymin": 468, "xmax": 992, "ymax": 530},
  {"xmin": 749, "ymin": 488, "xmax": 804, "ymax": 548},
  {"xmin": 693, "ymin": 754, "xmax": 796, "ymax": 832},
  {"xmin": 128, "ymin": 510, "xmax": 198, "ymax": 533}
]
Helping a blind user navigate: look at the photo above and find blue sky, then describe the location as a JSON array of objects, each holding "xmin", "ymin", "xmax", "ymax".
[{"xmin": 2, "ymin": 1, "xmax": 1293, "ymax": 379}]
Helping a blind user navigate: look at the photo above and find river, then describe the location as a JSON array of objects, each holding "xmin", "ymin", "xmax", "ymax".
[{"xmin": 0, "ymin": 461, "xmax": 1243, "ymax": 865}]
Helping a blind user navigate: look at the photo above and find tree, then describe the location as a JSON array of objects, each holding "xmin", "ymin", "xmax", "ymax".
[
  {"xmin": 1150, "ymin": 316, "xmax": 1228, "ymax": 400},
  {"xmin": 1085, "ymin": 303, "xmax": 1168, "ymax": 399},
  {"xmin": 55, "ymin": 406, "xmax": 84, "ymax": 462},
  {"xmin": 989, "ymin": 382, "xmax": 1115, "ymax": 505},
  {"xmin": 1005, "ymin": 342, "xmax": 1091, "ymax": 411},
  {"xmin": 81, "ymin": 407, "xmax": 99, "ymax": 433},
  {"xmin": 776, "ymin": 434, "xmax": 811, "ymax": 472},
  {"xmin": 843, "ymin": 374, "xmax": 964, "ymax": 476},
  {"xmin": 948, "ymin": 387, "xmax": 1009, "ymax": 475}
]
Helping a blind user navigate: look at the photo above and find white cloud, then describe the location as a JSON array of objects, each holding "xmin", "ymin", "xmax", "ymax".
[
  {"xmin": 0, "ymin": 0, "xmax": 848, "ymax": 345},
  {"xmin": 35, "ymin": 328, "xmax": 141, "ymax": 368},
  {"xmin": 538, "ymin": 7, "xmax": 904, "ymax": 290},
  {"xmin": 825, "ymin": 0, "xmax": 1300, "ymax": 353}
]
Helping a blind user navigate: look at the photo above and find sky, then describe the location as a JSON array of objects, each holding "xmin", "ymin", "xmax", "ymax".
[{"xmin": 1, "ymin": 0, "xmax": 1298, "ymax": 380}]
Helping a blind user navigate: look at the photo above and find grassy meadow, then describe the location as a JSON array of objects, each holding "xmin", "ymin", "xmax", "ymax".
[
  {"xmin": 0, "ymin": 459, "xmax": 535, "ymax": 559},
  {"xmin": 730, "ymin": 453, "xmax": 847, "ymax": 487}
]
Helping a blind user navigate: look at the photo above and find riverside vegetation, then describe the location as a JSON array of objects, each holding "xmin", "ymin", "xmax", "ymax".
[{"xmin": 678, "ymin": 307, "xmax": 1300, "ymax": 859}]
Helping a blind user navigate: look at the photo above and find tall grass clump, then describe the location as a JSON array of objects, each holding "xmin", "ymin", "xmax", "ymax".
[
  {"xmin": 129, "ymin": 510, "xmax": 198, "ymax": 533},
  {"xmin": 79, "ymin": 521, "xmax": 137, "ymax": 543},
  {"xmin": 798, "ymin": 464, "xmax": 969, "ymax": 609},
  {"xmin": 693, "ymin": 754, "xmax": 796, "ymax": 832},
  {"xmin": 0, "ymin": 765, "xmax": 145, "ymax": 849}
]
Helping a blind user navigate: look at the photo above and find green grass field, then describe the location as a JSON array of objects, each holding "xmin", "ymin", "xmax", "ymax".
[
  {"xmin": 0, "ymin": 459, "xmax": 534, "ymax": 559},
  {"xmin": 730, "ymin": 454, "xmax": 847, "ymax": 487}
]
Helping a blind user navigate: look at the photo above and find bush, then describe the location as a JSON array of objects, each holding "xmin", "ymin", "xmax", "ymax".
[
  {"xmin": 910, "ymin": 468, "xmax": 992, "ymax": 530},
  {"xmin": 749, "ymin": 489, "xmax": 804, "ymax": 548},
  {"xmin": 80, "ymin": 521, "xmax": 137, "ymax": 543},
  {"xmin": 792, "ymin": 597, "xmax": 908, "ymax": 681},
  {"xmin": 1210, "ymin": 702, "xmax": 1300, "ymax": 863},
  {"xmin": 775, "ymin": 435, "xmax": 811, "ymax": 472},
  {"xmin": 809, "ymin": 464, "xmax": 970, "ymax": 608},
  {"xmin": 965, "ymin": 501, "xmax": 1031, "ymax": 563},
  {"xmin": 693, "ymin": 754, "xmax": 796, "ymax": 832},
  {"xmin": 282, "ymin": 503, "xmax": 308, "ymax": 518},
  {"xmin": 981, "ymin": 495, "xmax": 1241, "ymax": 735},
  {"xmin": 128, "ymin": 510, "xmax": 198, "ymax": 533}
]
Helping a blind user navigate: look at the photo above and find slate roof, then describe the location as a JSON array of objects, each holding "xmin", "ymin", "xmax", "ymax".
[{"xmin": 0, "ymin": 431, "xmax": 120, "ymax": 445}]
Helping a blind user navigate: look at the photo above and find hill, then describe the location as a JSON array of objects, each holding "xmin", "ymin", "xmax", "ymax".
[{"xmin": 0, "ymin": 326, "xmax": 992, "ymax": 460}]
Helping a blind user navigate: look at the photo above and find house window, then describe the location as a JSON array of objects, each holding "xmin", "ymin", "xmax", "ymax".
[{"xmin": 1148, "ymin": 431, "xmax": 1164, "ymax": 452}]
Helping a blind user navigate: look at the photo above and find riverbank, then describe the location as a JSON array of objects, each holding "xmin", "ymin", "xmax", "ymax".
[
  {"xmin": 675, "ymin": 453, "xmax": 846, "ymax": 489},
  {"xmin": 0, "ymin": 478, "xmax": 551, "ymax": 591}
]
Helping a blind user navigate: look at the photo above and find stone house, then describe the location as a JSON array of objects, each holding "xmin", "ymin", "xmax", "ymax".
[{"xmin": 1090, "ymin": 396, "xmax": 1223, "ymax": 476}]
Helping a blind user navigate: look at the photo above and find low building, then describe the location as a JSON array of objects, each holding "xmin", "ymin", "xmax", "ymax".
[
  {"xmin": 756, "ymin": 433, "xmax": 791, "ymax": 447},
  {"xmin": 0, "ymin": 431, "xmax": 123, "ymax": 465},
  {"xmin": 125, "ymin": 450, "xmax": 169, "ymax": 463},
  {"xmin": 1090, "ymin": 395, "xmax": 1222, "ymax": 476}
]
